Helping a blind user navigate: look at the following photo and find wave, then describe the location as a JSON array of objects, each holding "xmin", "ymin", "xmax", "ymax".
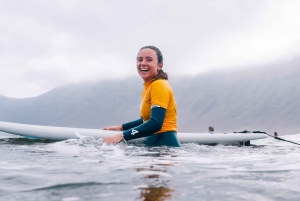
[{"xmin": 25, "ymin": 182, "xmax": 126, "ymax": 192}]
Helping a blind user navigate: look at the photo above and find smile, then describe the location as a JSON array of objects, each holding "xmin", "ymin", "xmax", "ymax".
[{"xmin": 140, "ymin": 68, "xmax": 149, "ymax": 72}]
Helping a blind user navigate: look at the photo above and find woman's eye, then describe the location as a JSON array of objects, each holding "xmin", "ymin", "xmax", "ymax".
[{"xmin": 147, "ymin": 59, "xmax": 152, "ymax": 62}]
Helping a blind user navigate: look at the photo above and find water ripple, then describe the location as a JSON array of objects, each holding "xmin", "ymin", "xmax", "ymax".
[{"xmin": 0, "ymin": 132, "xmax": 299, "ymax": 201}]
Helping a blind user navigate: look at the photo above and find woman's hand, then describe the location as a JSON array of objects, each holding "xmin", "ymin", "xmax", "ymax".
[
  {"xmin": 102, "ymin": 125, "xmax": 123, "ymax": 131},
  {"xmin": 103, "ymin": 133, "xmax": 124, "ymax": 144}
]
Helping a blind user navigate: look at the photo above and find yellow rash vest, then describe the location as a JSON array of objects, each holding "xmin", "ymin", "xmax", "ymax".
[{"xmin": 140, "ymin": 79, "xmax": 177, "ymax": 133}]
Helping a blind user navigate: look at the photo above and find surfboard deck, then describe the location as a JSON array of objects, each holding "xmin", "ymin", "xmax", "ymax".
[{"xmin": 0, "ymin": 121, "xmax": 267, "ymax": 144}]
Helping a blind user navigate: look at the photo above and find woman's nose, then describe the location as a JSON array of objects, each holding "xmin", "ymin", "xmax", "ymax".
[{"xmin": 140, "ymin": 59, "xmax": 146, "ymax": 65}]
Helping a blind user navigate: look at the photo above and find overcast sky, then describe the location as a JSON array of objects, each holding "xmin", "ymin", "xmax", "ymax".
[{"xmin": 1, "ymin": 0, "xmax": 300, "ymax": 98}]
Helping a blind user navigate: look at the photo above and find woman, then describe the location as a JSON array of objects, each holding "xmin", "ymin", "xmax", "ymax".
[{"xmin": 103, "ymin": 46, "xmax": 180, "ymax": 147}]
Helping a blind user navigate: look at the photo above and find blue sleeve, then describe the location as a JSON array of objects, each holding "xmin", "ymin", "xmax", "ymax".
[
  {"xmin": 123, "ymin": 107, "xmax": 166, "ymax": 141},
  {"xmin": 122, "ymin": 118, "xmax": 143, "ymax": 130}
]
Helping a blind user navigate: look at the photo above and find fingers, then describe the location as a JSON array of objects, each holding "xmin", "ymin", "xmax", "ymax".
[
  {"xmin": 102, "ymin": 126, "xmax": 115, "ymax": 131},
  {"xmin": 103, "ymin": 136, "xmax": 117, "ymax": 144},
  {"xmin": 102, "ymin": 125, "xmax": 122, "ymax": 131},
  {"xmin": 102, "ymin": 133, "xmax": 124, "ymax": 144},
  {"xmin": 103, "ymin": 137, "xmax": 113, "ymax": 144}
]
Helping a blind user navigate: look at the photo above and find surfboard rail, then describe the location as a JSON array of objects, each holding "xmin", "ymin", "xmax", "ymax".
[{"xmin": 0, "ymin": 121, "xmax": 267, "ymax": 143}]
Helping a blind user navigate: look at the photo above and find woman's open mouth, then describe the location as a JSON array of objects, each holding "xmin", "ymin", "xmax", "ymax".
[{"xmin": 140, "ymin": 68, "xmax": 149, "ymax": 72}]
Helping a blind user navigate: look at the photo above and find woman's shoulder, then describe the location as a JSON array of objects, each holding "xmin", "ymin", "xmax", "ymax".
[
  {"xmin": 151, "ymin": 79, "xmax": 173, "ymax": 90},
  {"xmin": 151, "ymin": 79, "xmax": 169, "ymax": 86}
]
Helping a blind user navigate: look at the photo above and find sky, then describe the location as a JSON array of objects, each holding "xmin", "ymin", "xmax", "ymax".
[{"xmin": 1, "ymin": 0, "xmax": 300, "ymax": 98}]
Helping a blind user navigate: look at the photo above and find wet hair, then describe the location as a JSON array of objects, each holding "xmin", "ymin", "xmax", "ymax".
[
  {"xmin": 139, "ymin": 46, "xmax": 168, "ymax": 80},
  {"xmin": 209, "ymin": 126, "xmax": 214, "ymax": 132}
]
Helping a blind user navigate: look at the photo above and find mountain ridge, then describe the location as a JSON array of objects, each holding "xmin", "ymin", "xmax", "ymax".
[{"xmin": 1, "ymin": 58, "xmax": 300, "ymax": 135}]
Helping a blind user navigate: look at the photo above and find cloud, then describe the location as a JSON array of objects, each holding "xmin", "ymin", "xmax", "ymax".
[
  {"xmin": 0, "ymin": 0, "xmax": 300, "ymax": 97},
  {"xmin": 179, "ymin": 0, "xmax": 300, "ymax": 73}
]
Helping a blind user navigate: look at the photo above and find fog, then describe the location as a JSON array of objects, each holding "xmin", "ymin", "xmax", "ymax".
[
  {"xmin": 1, "ymin": 0, "xmax": 300, "ymax": 97},
  {"xmin": 1, "ymin": 56, "xmax": 300, "ymax": 134}
]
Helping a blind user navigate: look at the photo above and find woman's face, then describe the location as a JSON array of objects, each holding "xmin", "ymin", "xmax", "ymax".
[{"xmin": 137, "ymin": 48, "xmax": 163, "ymax": 82}]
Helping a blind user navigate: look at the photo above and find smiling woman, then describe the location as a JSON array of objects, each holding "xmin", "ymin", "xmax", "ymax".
[{"xmin": 103, "ymin": 46, "xmax": 180, "ymax": 147}]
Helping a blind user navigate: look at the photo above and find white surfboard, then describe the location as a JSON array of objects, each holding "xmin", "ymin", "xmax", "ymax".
[{"xmin": 0, "ymin": 121, "xmax": 267, "ymax": 144}]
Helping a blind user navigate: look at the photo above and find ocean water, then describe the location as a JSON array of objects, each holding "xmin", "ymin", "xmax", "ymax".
[{"xmin": 0, "ymin": 131, "xmax": 299, "ymax": 201}]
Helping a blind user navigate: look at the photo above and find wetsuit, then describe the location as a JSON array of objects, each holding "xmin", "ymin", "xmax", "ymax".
[{"xmin": 122, "ymin": 79, "xmax": 180, "ymax": 147}]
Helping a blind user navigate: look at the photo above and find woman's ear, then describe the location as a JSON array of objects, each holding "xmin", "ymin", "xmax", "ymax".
[{"xmin": 158, "ymin": 62, "xmax": 163, "ymax": 70}]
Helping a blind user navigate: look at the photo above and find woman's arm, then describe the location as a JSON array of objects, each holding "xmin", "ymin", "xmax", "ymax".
[
  {"xmin": 102, "ymin": 125, "xmax": 123, "ymax": 131},
  {"xmin": 122, "ymin": 118, "xmax": 143, "ymax": 130},
  {"xmin": 103, "ymin": 107, "xmax": 166, "ymax": 144},
  {"xmin": 102, "ymin": 119, "xmax": 143, "ymax": 131},
  {"xmin": 123, "ymin": 107, "xmax": 166, "ymax": 141}
]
